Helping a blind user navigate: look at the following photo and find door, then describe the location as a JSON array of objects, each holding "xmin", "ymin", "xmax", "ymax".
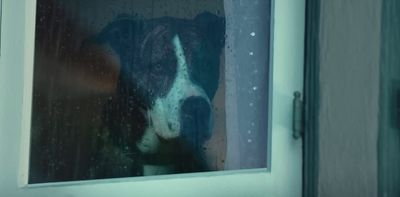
[
  {"xmin": 379, "ymin": 0, "xmax": 400, "ymax": 195},
  {"xmin": 0, "ymin": 0, "xmax": 305, "ymax": 196}
]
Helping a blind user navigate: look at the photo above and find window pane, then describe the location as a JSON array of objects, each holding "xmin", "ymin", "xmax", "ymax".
[{"xmin": 29, "ymin": 0, "xmax": 271, "ymax": 183}]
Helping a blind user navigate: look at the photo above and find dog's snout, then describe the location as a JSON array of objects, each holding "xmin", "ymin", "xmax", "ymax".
[{"xmin": 180, "ymin": 96, "xmax": 211, "ymax": 148}]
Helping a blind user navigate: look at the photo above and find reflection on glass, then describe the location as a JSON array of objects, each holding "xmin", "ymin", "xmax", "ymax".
[{"xmin": 29, "ymin": 0, "xmax": 271, "ymax": 183}]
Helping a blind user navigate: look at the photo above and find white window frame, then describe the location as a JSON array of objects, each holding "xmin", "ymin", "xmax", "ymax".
[{"xmin": 0, "ymin": 0, "xmax": 305, "ymax": 196}]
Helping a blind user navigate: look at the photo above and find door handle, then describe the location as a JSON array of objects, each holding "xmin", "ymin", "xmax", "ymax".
[{"xmin": 293, "ymin": 91, "xmax": 303, "ymax": 139}]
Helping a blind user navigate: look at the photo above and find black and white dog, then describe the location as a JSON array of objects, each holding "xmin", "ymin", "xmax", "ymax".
[{"xmin": 87, "ymin": 12, "xmax": 225, "ymax": 178}]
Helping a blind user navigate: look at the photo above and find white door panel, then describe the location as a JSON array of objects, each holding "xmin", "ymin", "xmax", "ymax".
[{"xmin": 0, "ymin": 0, "xmax": 305, "ymax": 196}]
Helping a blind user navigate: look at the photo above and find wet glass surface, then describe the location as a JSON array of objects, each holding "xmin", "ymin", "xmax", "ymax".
[{"xmin": 29, "ymin": 0, "xmax": 271, "ymax": 183}]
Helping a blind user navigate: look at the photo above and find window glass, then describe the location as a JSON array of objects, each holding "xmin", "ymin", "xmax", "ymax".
[{"xmin": 29, "ymin": 0, "xmax": 271, "ymax": 183}]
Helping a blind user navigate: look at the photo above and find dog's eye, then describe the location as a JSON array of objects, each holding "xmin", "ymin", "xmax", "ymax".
[{"xmin": 153, "ymin": 64, "xmax": 163, "ymax": 72}]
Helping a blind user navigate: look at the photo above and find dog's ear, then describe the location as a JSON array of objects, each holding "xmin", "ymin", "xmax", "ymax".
[
  {"xmin": 190, "ymin": 12, "xmax": 225, "ymax": 100},
  {"xmin": 194, "ymin": 12, "xmax": 226, "ymax": 50}
]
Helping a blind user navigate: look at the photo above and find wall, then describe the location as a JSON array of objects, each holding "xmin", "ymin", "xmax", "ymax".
[{"xmin": 318, "ymin": 0, "xmax": 381, "ymax": 196}]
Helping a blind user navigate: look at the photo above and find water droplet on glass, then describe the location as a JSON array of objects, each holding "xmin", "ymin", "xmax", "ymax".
[
  {"xmin": 249, "ymin": 52, "xmax": 254, "ymax": 56},
  {"xmin": 249, "ymin": 102, "xmax": 254, "ymax": 107},
  {"xmin": 252, "ymin": 86, "xmax": 258, "ymax": 91},
  {"xmin": 248, "ymin": 139, "xmax": 252, "ymax": 143},
  {"xmin": 250, "ymin": 32, "xmax": 256, "ymax": 37}
]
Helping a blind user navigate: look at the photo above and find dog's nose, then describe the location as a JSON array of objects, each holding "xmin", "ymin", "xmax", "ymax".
[{"xmin": 180, "ymin": 96, "xmax": 212, "ymax": 149}]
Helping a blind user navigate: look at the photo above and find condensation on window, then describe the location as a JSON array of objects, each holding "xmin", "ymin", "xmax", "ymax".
[{"xmin": 29, "ymin": 0, "xmax": 271, "ymax": 183}]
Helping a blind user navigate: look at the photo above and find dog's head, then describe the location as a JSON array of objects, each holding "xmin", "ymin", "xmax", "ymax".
[{"xmin": 88, "ymin": 12, "xmax": 225, "ymax": 170}]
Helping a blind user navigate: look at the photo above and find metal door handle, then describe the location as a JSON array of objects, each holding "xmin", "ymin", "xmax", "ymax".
[{"xmin": 293, "ymin": 91, "xmax": 303, "ymax": 139}]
